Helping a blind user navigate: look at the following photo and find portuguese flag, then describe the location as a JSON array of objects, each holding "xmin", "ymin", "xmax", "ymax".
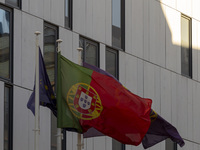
[{"xmin": 57, "ymin": 53, "xmax": 152, "ymax": 145}]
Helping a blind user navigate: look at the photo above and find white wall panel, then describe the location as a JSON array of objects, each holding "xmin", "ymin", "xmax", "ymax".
[
  {"xmin": 0, "ymin": 81, "xmax": 4, "ymax": 150},
  {"xmin": 177, "ymin": 0, "xmax": 192, "ymax": 17},
  {"xmin": 192, "ymin": 0, "xmax": 200, "ymax": 21},
  {"xmin": 73, "ymin": 0, "xmax": 86, "ymax": 35},
  {"xmin": 149, "ymin": 141, "xmax": 165, "ymax": 150},
  {"xmin": 14, "ymin": 9, "xmax": 22, "ymax": 86},
  {"xmin": 85, "ymin": 0, "xmax": 93, "ymax": 38},
  {"xmin": 22, "ymin": 0, "xmax": 29, "ymax": 12},
  {"xmin": 124, "ymin": 54, "xmax": 138, "ymax": 94},
  {"xmin": 59, "ymin": 27, "xmax": 73, "ymax": 61},
  {"xmin": 21, "ymin": 12, "xmax": 43, "ymax": 89},
  {"xmin": 137, "ymin": 59, "xmax": 144, "ymax": 97},
  {"xmin": 66, "ymin": 132, "xmax": 73, "ymax": 150},
  {"xmin": 105, "ymin": 137, "xmax": 112, "ymax": 150},
  {"xmin": 84, "ymin": 138, "xmax": 93, "ymax": 150},
  {"xmin": 51, "ymin": 0, "xmax": 64, "ymax": 27},
  {"xmin": 92, "ymin": 0, "xmax": 105, "ymax": 43},
  {"xmin": 100, "ymin": 43, "xmax": 105, "ymax": 70},
  {"xmin": 94, "ymin": 137, "xmax": 106, "ymax": 150},
  {"xmin": 105, "ymin": 0, "xmax": 112, "ymax": 46},
  {"xmin": 192, "ymin": 20, "xmax": 199, "ymax": 81},
  {"xmin": 193, "ymin": 81, "xmax": 200, "ymax": 143},
  {"xmin": 30, "ymin": 0, "xmax": 44, "ymax": 18},
  {"xmin": 0, "ymin": 0, "xmax": 5, "ymax": 4},
  {"xmin": 171, "ymin": 72, "xmax": 178, "ymax": 127},
  {"xmin": 158, "ymin": 0, "xmax": 176, "ymax": 9},
  {"xmin": 177, "ymin": 76, "xmax": 188, "ymax": 139},
  {"xmin": 13, "ymin": 86, "xmax": 30, "ymax": 150},
  {"xmin": 160, "ymin": 68, "xmax": 171, "ymax": 122},
  {"xmin": 143, "ymin": 0, "xmax": 150, "ymax": 61},
  {"xmin": 72, "ymin": 32, "xmax": 79, "ymax": 64},
  {"xmin": 144, "ymin": 62, "xmax": 161, "ymax": 113},
  {"xmin": 149, "ymin": 1, "xmax": 166, "ymax": 68},
  {"xmin": 131, "ymin": 0, "xmax": 144, "ymax": 58},
  {"xmin": 187, "ymin": 79, "xmax": 193, "ymax": 140},
  {"xmin": 125, "ymin": 0, "xmax": 132, "ymax": 55},
  {"xmin": 165, "ymin": 6, "xmax": 181, "ymax": 74},
  {"xmin": 43, "ymin": 0, "xmax": 51, "ymax": 21}
]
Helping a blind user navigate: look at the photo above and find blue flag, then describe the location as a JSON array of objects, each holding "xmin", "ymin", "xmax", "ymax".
[
  {"xmin": 142, "ymin": 110, "xmax": 185, "ymax": 149},
  {"xmin": 27, "ymin": 48, "xmax": 57, "ymax": 116}
]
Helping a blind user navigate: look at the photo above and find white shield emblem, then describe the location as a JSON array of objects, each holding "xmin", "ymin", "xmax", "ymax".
[{"xmin": 78, "ymin": 92, "xmax": 92, "ymax": 110}]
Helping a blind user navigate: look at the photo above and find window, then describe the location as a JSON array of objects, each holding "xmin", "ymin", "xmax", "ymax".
[
  {"xmin": 65, "ymin": 0, "xmax": 72, "ymax": 29},
  {"xmin": 106, "ymin": 47, "xmax": 118, "ymax": 78},
  {"xmin": 5, "ymin": 0, "xmax": 21, "ymax": 8},
  {"xmin": 4, "ymin": 84, "xmax": 13, "ymax": 150},
  {"xmin": 106, "ymin": 48, "xmax": 124, "ymax": 150},
  {"xmin": 0, "ymin": 6, "xmax": 12, "ymax": 80},
  {"xmin": 166, "ymin": 139, "xmax": 177, "ymax": 150},
  {"xmin": 79, "ymin": 37, "xmax": 99, "ymax": 67},
  {"xmin": 112, "ymin": 0, "xmax": 125, "ymax": 50},
  {"xmin": 181, "ymin": 15, "xmax": 192, "ymax": 78},
  {"xmin": 44, "ymin": 22, "xmax": 60, "ymax": 150}
]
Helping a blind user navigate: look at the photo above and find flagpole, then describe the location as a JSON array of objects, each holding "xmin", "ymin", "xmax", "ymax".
[
  {"xmin": 34, "ymin": 31, "xmax": 41, "ymax": 150},
  {"xmin": 56, "ymin": 39, "xmax": 63, "ymax": 150},
  {"xmin": 77, "ymin": 47, "xmax": 83, "ymax": 150}
]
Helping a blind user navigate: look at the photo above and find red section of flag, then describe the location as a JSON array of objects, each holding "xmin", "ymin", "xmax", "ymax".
[{"xmin": 80, "ymin": 71, "xmax": 152, "ymax": 145}]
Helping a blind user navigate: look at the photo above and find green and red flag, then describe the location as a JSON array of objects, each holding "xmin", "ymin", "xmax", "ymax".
[{"xmin": 57, "ymin": 53, "xmax": 152, "ymax": 145}]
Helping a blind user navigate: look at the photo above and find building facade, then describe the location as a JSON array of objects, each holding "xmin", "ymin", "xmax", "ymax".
[{"xmin": 0, "ymin": 0, "xmax": 200, "ymax": 150}]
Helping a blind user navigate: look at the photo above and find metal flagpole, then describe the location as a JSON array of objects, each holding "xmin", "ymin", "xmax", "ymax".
[
  {"xmin": 56, "ymin": 39, "xmax": 63, "ymax": 150},
  {"xmin": 77, "ymin": 47, "xmax": 83, "ymax": 150},
  {"xmin": 34, "ymin": 31, "xmax": 41, "ymax": 150}
]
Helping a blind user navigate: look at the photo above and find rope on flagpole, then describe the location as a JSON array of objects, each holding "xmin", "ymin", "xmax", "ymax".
[
  {"xmin": 34, "ymin": 31, "xmax": 41, "ymax": 150},
  {"xmin": 56, "ymin": 39, "xmax": 63, "ymax": 150}
]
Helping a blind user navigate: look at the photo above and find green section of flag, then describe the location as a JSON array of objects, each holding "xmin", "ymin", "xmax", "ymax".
[{"xmin": 57, "ymin": 53, "xmax": 93, "ymax": 132}]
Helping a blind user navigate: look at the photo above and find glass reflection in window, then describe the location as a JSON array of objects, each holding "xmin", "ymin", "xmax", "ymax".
[{"xmin": 0, "ymin": 8, "xmax": 10, "ymax": 79}]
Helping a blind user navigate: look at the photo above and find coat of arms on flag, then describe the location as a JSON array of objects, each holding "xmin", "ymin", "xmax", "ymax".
[{"xmin": 67, "ymin": 83, "xmax": 103, "ymax": 120}]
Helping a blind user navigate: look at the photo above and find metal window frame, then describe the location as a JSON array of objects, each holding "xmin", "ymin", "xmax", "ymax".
[
  {"xmin": 0, "ymin": 5, "xmax": 13, "ymax": 82},
  {"xmin": 106, "ymin": 47, "xmax": 119, "ymax": 79},
  {"xmin": 5, "ymin": 0, "xmax": 21, "ymax": 9},
  {"xmin": 79, "ymin": 36, "xmax": 100, "ymax": 67},
  {"xmin": 111, "ymin": 0, "xmax": 125, "ymax": 51},
  {"xmin": 4, "ymin": 83, "xmax": 13, "ymax": 150},
  {"xmin": 181, "ymin": 14, "xmax": 192, "ymax": 78},
  {"xmin": 64, "ymin": 0, "xmax": 73, "ymax": 30}
]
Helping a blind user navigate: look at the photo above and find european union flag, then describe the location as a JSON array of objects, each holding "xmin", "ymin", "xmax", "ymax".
[{"xmin": 27, "ymin": 48, "xmax": 57, "ymax": 116}]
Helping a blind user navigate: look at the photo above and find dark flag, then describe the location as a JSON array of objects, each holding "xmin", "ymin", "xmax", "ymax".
[
  {"xmin": 142, "ymin": 110, "xmax": 185, "ymax": 149},
  {"xmin": 27, "ymin": 48, "xmax": 57, "ymax": 116}
]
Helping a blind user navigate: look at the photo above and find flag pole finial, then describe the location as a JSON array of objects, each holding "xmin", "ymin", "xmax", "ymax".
[{"xmin": 56, "ymin": 39, "xmax": 63, "ymax": 53}]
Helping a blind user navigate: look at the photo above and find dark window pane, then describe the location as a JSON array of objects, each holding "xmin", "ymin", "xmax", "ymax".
[
  {"xmin": 106, "ymin": 48, "xmax": 118, "ymax": 77},
  {"xmin": 65, "ymin": 0, "xmax": 72, "ymax": 28},
  {"xmin": 44, "ymin": 25, "xmax": 56, "ymax": 85},
  {"xmin": 112, "ymin": 139, "xmax": 123, "ymax": 150},
  {"xmin": 112, "ymin": 0, "xmax": 121, "ymax": 48},
  {"xmin": 79, "ymin": 37, "xmax": 99, "ymax": 67},
  {"xmin": 0, "ymin": 9, "xmax": 10, "ymax": 79},
  {"xmin": 112, "ymin": 0, "xmax": 125, "ymax": 50},
  {"xmin": 166, "ymin": 139, "xmax": 177, "ymax": 150},
  {"xmin": 4, "ymin": 86, "xmax": 10, "ymax": 150},
  {"xmin": 181, "ymin": 15, "xmax": 191, "ymax": 77},
  {"xmin": 6, "ymin": 0, "xmax": 19, "ymax": 7},
  {"xmin": 85, "ymin": 42, "xmax": 98, "ymax": 66},
  {"xmin": 44, "ymin": 23, "xmax": 58, "ymax": 150}
]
